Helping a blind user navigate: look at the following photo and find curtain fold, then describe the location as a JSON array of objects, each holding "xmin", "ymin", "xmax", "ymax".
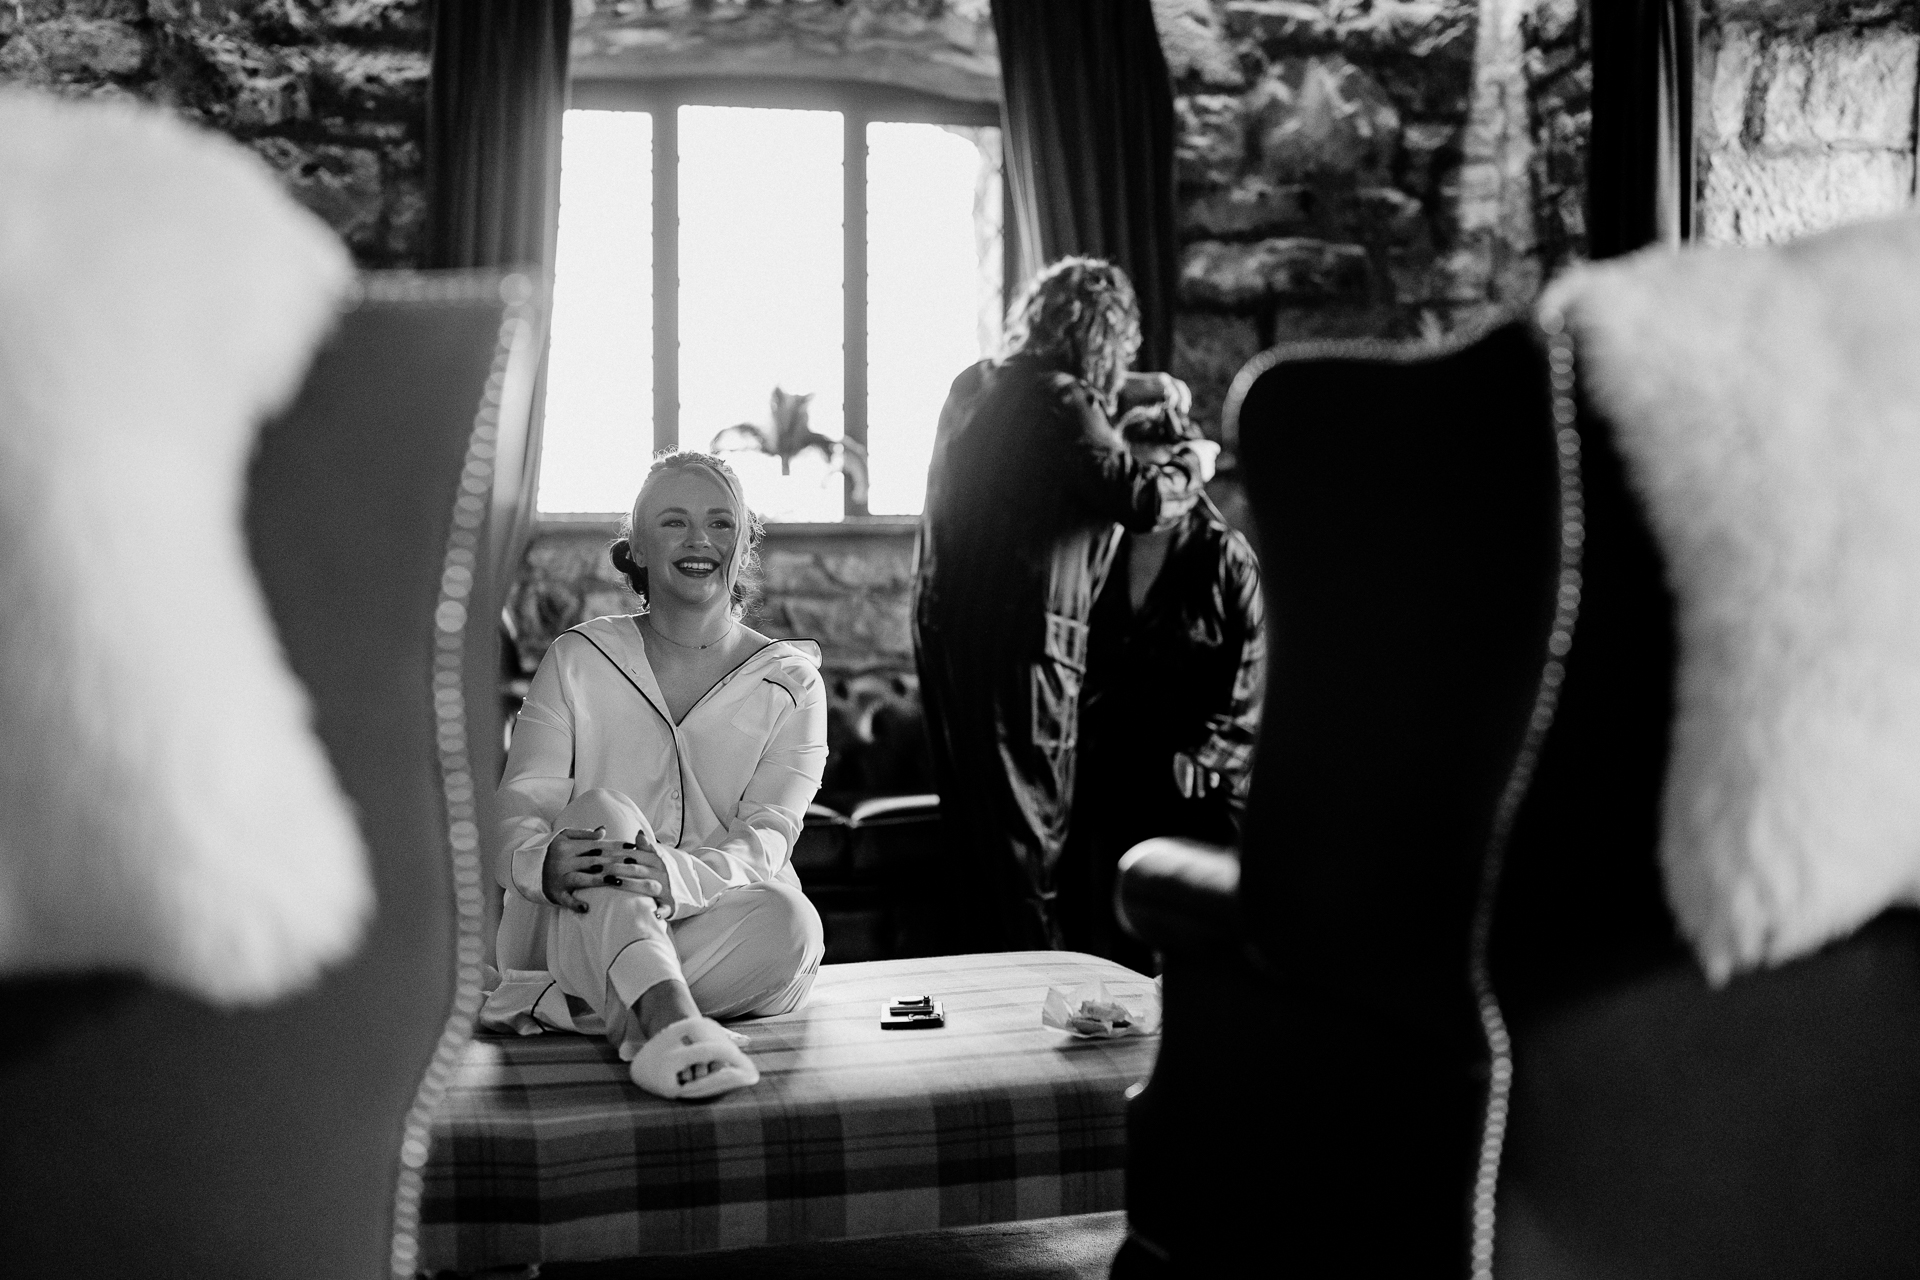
[
  {"xmin": 991, "ymin": 0, "xmax": 1178, "ymax": 371},
  {"xmin": 425, "ymin": 0, "xmax": 571, "ymax": 612},
  {"xmin": 1587, "ymin": 0, "xmax": 1697, "ymax": 259}
]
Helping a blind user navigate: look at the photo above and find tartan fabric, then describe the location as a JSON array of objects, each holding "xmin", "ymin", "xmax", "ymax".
[{"xmin": 419, "ymin": 951, "xmax": 1158, "ymax": 1272}]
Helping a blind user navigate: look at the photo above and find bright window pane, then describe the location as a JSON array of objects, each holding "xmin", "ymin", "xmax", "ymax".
[
  {"xmin": 680, "ymin": 106, "xmax": 845, "ymax": 523},
  {"xmin": 867, "ymin": 123, "xmax": 1002, "ymax": 516},
  {"xmin": 538, "ymin": 109, "xmax": 652, "ymax": 514}
]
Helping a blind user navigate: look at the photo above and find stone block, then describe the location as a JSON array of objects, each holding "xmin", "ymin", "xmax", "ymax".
[
  {"xmin": 1247, "ymin": 56, "xmax": 1401, "ymax": 185},
  {"xmin": 1399, "ymin": 120, "xmax": 1459, "ymax": 195},
  {"xmin": 817, "ymin": 547, "xmax": 914, "ymax": 591},
  {"xmin": 1347, "ymin": 185, "xmax": 1427, "ymax": 242},
  {"xmin": 0, "ymin": 32, "xmax": 53, "ymax": 82},
  {"xmin": 1171, "ymin": 311, "xmax": 1263, "ymax": 439},
  {"xmin": 1266, "ymin": 301, "xmax": 1399, "ymax": 342},
  {"xmin": 250, "ymin": 137, "xmax": 387, "ymax": 246},
  {"xmin": 243, "ymin": 0, "xmax": 323, "ymax": 44},
  {"xmin": 13, "ymin": 0, "xmax": 142, "ymax": 22},
  {"xmin": 1223, "ymin": 1, "xmax": 1334, "ymax": 48},
  {"xmin": 1180, "ymin": 176, "xmax": 1313, "ymax": 240},
  {"xmin": 1700, "ymin": 149, "xmax": 1915, "ymax": 245},
  {"xmin": 1174, "ymin": 93, "xmax": 1247, "ymax": 188},
  {"xmin": 1707, "ymin": 23, "xmax": 1764, "ymax": 147},
  {"xmin": 1715, "ymin": 0, "xmax": 1903, "ymax": 24},
  {"xmin": 322, "ymin": 0, "xmax": 430, "ymax": 45},
  {"xmin": 308, "ymin": 45, "xmax": 430, "ymax": 121},
  {"xmin": 760, "ymin": 549, "xmax": 843, "ymax": 596},
  {"xmin": 1524, "ymin": 38, "xmax": 1582, "ymax": 88},
  {"xmin": 20, "ymin": 16, "xmax": 150, "ymax": 77},
  {"xmin": 378, "ymin": 169, "xmax": 427, "ymax": 264},
  {"xmin": 527, "ymin": 530, "xmax": 623, "ymax": 582},
  {"xmin": 1179, "ymin": 237, "xmax": 1373, "ymax": 308},
  {"xmin": 1333, "ymin": 0, "xmax": 1475, "ymax": 62},
  {"xmin": 1151, "ymin": 0, "xmax": 1246, "ymax": 89},
  {"xmin": 179, "ymin": 30, "xmax": 311, "ymax": 127},
  {"xmin": 1369, "ymin": 50, "xmax": 1472, "ymax": 119},
  {"xmin": 1526, "ymin": 0, "xmax": 1581, "ymax": 48},
  {"xmin": 776, "ymin": 596, "xmax": 913, "ymax": 658},
  {"xmin": 1759, "ymin": 28, "xmax": 1919, "ymax": 150}
]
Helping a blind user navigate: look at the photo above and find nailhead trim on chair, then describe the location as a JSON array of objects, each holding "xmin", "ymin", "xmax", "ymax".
[
  {"xmin": 370, "ymin": 271, "xmax": 542, "ymax": 1280},
  {"xmin": 1465, "ymin": 311, "xmax": 1586, "ymax": 1280}
]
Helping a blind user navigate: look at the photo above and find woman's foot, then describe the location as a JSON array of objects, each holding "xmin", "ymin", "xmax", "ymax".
[
  {"xmin": 635, "ymin": 978, "xmax": 717, "ymax": 1086},
  {"xmin": 627, "ymin": 1015, "xmax": 759, "ymax": 1100}
]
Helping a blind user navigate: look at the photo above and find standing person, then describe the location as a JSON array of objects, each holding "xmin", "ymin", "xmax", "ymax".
[
  {"xmin": 484, "ymin": 451, "xmax": 829, "ymax": 1100},
  {"xmin": 913, "ymin": 257, "xmax": 1216, "ymax": 953},
  {"xmin": 1057, "ymin": 401, "xmax": 1265, "ymax": 973}
]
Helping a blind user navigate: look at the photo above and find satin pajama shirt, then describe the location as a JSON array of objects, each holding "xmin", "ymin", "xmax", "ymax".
[{"xmin": 485, "ymin": 615, "xmax": 829, "ymax": 1054}]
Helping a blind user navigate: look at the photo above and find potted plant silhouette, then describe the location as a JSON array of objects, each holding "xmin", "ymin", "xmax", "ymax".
[{"xmin": 710, "ymin": 387, "xmax": 869, "ymax": 507}]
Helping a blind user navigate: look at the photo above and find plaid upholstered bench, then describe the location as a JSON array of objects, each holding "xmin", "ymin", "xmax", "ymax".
[{"xmin": 418, "ymin": 951, "xmax": 1158, "ymax": 1274}]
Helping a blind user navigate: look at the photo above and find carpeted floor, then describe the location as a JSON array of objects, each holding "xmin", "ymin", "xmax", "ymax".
[{"xmin": 531, "ymin": 1211, "xmax": 1127, "ymax": 1279}]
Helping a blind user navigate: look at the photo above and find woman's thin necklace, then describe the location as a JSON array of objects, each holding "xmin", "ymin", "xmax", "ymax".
[{"xmin": 644, "ymin": 613, "xmax": 732, "ymax": 651}]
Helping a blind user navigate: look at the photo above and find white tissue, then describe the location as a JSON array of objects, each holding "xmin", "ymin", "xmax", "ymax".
[{"xmin": 1041, "ymin": 979, "xmax": 1161, "ymax": 1039}]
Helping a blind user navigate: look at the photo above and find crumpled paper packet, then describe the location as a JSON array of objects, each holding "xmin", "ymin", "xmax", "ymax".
[{"xmin": 1041, "ymin": 979, "xmax": 1161, "ymax": 1039}]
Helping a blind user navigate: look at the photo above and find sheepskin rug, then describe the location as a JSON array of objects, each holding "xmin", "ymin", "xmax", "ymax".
[
  {"xmin": 0, "ymin": 91, "xmax": 370, "ymax": 1005},
  {"xmin": 1548, "ymin": 212, "xmax": 1920, "ymax": 984}
]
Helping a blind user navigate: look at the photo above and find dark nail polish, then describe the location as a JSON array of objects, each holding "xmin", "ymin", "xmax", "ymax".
[
  {"xmin": 623, "ymin": 857, "xmax": 638, "ymax": 864},
  {"xmin": 574, "ymin": 904, "xmax": 589, "ymax": 914},
  {"xmin": 588, "ymin": 864, "xmax": 603, "ymax": 874},
  {"xmin": 621, "ymin": 842, "xmax": 638, "ymax": 850},
  {"xmin": 603, "ymin": 874, "xmax": 621, "ymax": 885}
]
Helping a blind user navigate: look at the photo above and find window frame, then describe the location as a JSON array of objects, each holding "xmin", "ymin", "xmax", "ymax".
[{"xmin": 565, "ymin": 76, "xmax": 1005, "ymax": 520}]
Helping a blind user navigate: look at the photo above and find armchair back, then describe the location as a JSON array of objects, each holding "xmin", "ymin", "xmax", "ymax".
[{"xmin": 0, "ymin": 273, "xmax": 538, "ymax": 1280}]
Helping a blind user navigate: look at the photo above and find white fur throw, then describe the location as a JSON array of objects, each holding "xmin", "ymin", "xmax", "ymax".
[
  {"xmin": 0, "ymin": 91, "xmax": 370, "ymax": 1004},
  {"xmin": 1546, "ymin": 213, "xmax": 1920, "ymax": 984}
]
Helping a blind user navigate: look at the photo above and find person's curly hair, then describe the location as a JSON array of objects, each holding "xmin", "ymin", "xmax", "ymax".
[
  {"xmin": 997, "ymin": 256, "xmax": 1143, "ymax": 409},
  {"xmin": 608, "ymin": 450, "xmax": 765, "ymax": 618}
]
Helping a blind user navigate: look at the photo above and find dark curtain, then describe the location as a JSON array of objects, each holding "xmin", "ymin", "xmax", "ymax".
[
  {"xmin": 1588, "ymin": 0, "xmax": 1697, "ymax": 258},
  {"xmin": 425, "ymin": 0, "xmax": 571, "ymax": 605},
  {"xmin": 991, "ymin": 0, "xmax": 1178, "ymax": 371}
]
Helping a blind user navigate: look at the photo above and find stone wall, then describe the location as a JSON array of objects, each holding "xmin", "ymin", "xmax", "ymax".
[
  {"xmin": 1518, "ymin": 0, "xmax": 1920, "ymax": 273},
  {"xmin": 1519, "ymin": 0, "xmax": 1587, "ymax": 275},
  {"xmin": 1158, "ymin": 0, "xmax": 1539, "ymax": 445},
  {"xmin": 1698, "ymin": 0, "xmax": 1919, "ymax": 245},
  {"xmin": 0, "ymin": 0, "xmax": 430, "ymax": 268}
]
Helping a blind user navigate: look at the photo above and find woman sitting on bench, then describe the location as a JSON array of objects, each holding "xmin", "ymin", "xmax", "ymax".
[{"xmin": 487, "ymin": 451, "xmax": 828, "ymax": 1100}]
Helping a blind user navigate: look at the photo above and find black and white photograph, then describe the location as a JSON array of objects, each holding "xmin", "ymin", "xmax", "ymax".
[{"xmin": 4, "ymin": 1, "xmax": 1918, "ymax": 1277}]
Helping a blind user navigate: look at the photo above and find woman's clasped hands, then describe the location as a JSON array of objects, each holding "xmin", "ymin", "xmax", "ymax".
[{"xmin": 542, "ymin": 824, "xmax": 674, "ymax": 917}]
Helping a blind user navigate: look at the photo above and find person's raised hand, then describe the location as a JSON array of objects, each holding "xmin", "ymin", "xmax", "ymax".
[
  {"xmin": 1175, "ymin": 438, "xmax": 1221, "ymax": 485},
  {"xmin": 1172, "ymin": 752, "xmax": 1222, "ymax": 799},
  {"xmin": 1118, "ymin": 371, "xmax": 1193, "ymax": 416},
  {"xmin": 542, "ymin": 824, "xmax": 634, "ymax": 913}
]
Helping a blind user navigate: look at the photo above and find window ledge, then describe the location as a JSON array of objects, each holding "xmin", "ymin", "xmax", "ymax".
[{"xmin": 763, "ymin": 516, "xmax": 919, "ymax": 538}]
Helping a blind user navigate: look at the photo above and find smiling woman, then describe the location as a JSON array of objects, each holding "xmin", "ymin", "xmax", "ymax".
[
  {"xmin": 488, "ymin": 449, "xmax": 832, "ymax": 1101},
  {"xmin": 608, "ymin": 450, "xmax": 762, "ymax": 626}
]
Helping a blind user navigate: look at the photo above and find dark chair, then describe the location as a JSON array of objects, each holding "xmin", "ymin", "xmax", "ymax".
[
  {"xmin": 1112, "ymin": 311, "xmax": 1920, "ymax": 1278},
  {"xmin": 0, "ymin": 272, "xmax": 539, "ymax": 1279}
]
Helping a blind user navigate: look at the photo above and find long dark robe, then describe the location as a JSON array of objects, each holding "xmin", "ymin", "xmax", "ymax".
[
  {"xmin": 912, "ymin": 355, "xmax": 1199, "ymax": 951},
  {"xmin": 1057, "ymin": 500, "xmax": 1264, "ymax": 972}
]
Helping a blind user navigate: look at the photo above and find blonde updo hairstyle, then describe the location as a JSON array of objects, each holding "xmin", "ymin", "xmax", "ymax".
[
  {"xmin": 997, "ymin": 256, "xmax": 1143, "ymax": 411},
  {"xmin": 608, "ymin": 450, "xmax": 764, "ymax": 618}
]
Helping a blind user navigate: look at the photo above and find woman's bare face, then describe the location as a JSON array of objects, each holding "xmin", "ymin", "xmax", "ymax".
[{"xmin": 632, "ymin": 469, "xmax": 740, "ymax": 608}]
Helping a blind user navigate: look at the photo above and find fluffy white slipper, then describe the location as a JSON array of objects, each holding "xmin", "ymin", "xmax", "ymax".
[{"xmin": 628, "ymin": 1016, "xmax": 760, "ymax": 1101}]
